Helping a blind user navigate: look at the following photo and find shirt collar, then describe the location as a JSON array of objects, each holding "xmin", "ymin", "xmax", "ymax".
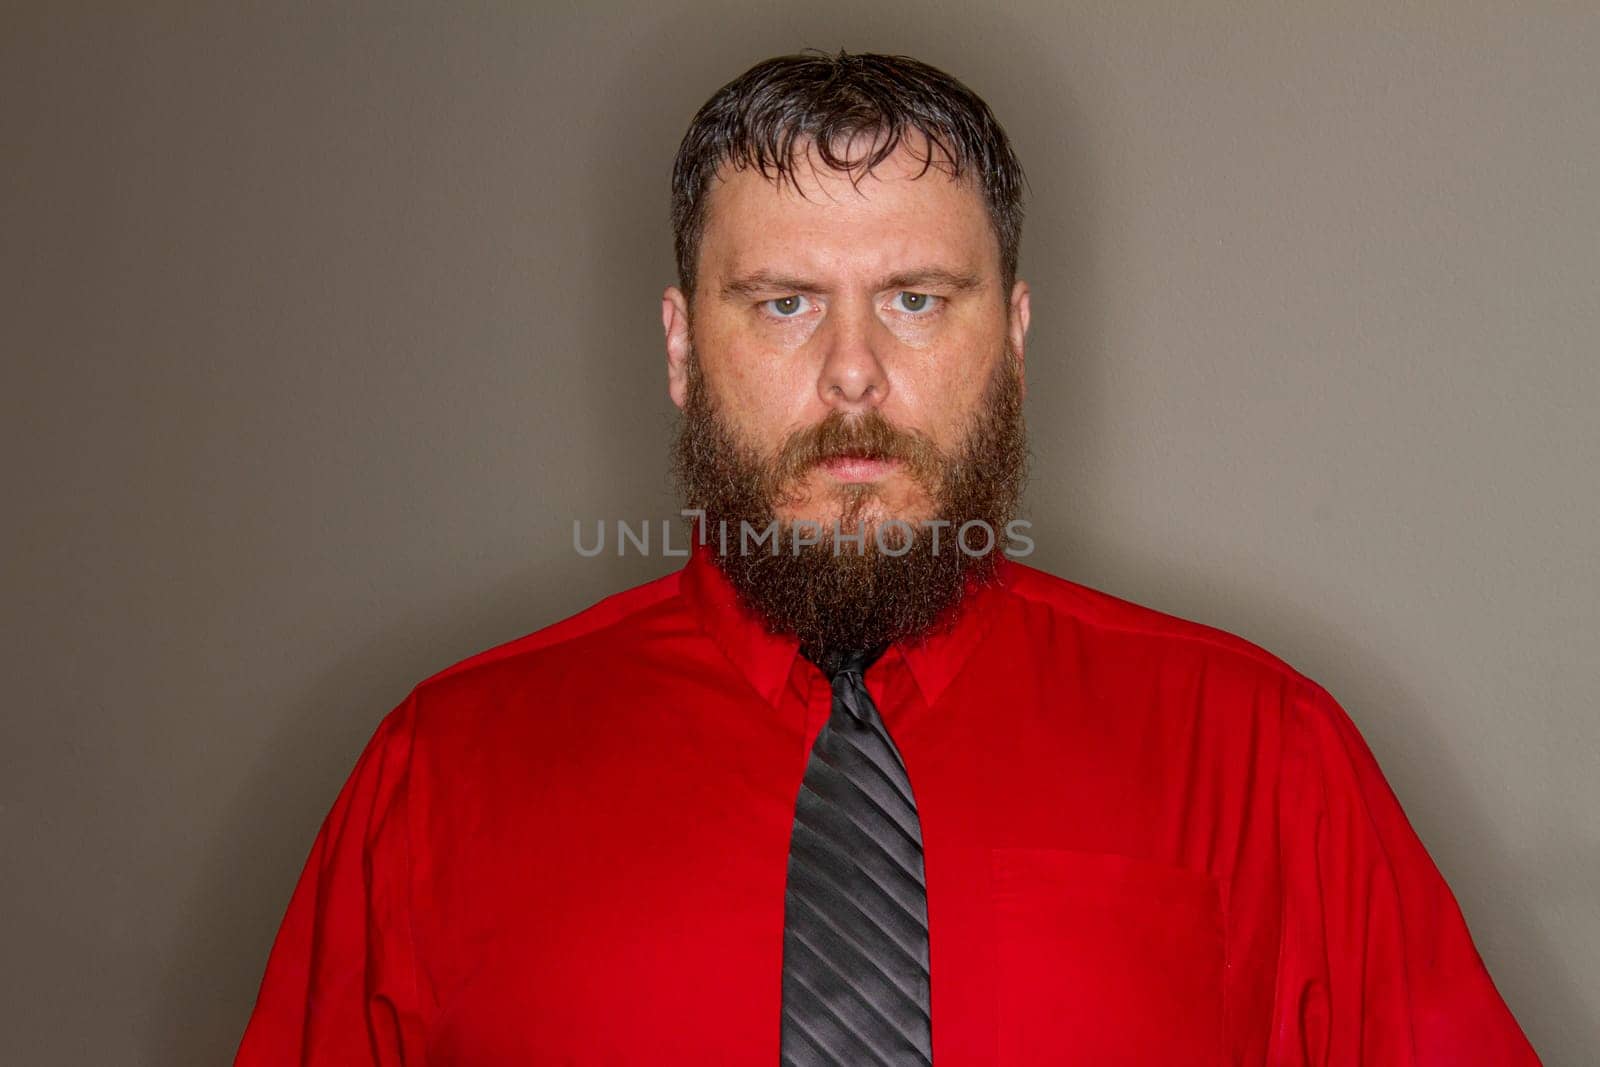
[
  {"xmin": 677, "ymin": 534, "xmax": 1015, "ymax": 709},
  {"xmin": 678, "ymin": 536, "xmax": 802, "ymax": 708}
]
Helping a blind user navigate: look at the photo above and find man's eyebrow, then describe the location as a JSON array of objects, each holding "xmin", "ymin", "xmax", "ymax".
[
  {"xmin": 719, "ymin": 267, "xmax": 984, "ymax": 300},
  {"xmin": 874, "ymin": 268, "xmax": 984, "ymax": 293},
  {"xmin": 721, "ymin": 271, "xmax": 819, "ymax": 299}
]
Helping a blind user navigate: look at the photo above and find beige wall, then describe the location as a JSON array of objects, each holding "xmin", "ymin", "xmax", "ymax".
[{"xmin": 2, "ymin": 3, "xmax": 1594, "ymax": 1063}]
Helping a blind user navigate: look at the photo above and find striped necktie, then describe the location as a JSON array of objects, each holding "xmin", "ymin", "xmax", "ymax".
[{"xmin": 779, "ymin": 644, "xmax": 934, "ymax": 1065}]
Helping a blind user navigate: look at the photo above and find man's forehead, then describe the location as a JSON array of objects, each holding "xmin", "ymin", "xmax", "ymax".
[{"xmin": 700, "ymin": 137, "xmax": 995, "ymax": 284}]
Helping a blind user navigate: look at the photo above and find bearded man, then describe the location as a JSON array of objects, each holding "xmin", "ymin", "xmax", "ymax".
[{"xmin": 235, "ymin": 49, "xmax": 1540, "ymax": 1066}]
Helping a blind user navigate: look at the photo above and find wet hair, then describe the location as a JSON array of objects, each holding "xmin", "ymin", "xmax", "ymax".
[{"xmin": 670, "ymin": 48, "xmax": 1028, "ymax": 301}]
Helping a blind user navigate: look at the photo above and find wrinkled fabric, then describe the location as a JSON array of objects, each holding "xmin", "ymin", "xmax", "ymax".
[{"xmin": 235, "ymin": 539, "xmax": 1540, "ymax": 1065}]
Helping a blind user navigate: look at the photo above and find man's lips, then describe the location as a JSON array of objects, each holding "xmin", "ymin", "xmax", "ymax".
[{"xmin": 816, "ymin": 455, "xmax": 903, "ymax": 483}]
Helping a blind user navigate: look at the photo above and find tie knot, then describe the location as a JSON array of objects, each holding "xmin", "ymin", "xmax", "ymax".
[{"xmin": 805, "ymin": 644, "xmax": 889, "ymax": 682}]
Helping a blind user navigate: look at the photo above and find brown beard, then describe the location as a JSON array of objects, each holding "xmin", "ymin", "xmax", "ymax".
[{"xmin": 670, "ymin": 339, "xmax": 1029, "ymax": 660}]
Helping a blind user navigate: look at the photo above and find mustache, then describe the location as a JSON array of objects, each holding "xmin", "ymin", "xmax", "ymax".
[{"xmin": 763, "ymin": 409, "xmax": 945, "ymax": 495}]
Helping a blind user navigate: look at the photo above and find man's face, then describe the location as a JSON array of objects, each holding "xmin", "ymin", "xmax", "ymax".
[{"xmin": 663, "ymin": 136, "xmax": 1030, "ymax": 533}]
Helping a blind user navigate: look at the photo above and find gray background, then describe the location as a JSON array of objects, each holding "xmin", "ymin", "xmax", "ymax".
[{"xmin": 2, "ymin": 3, "xmax": 1594, "ymax": 1064}]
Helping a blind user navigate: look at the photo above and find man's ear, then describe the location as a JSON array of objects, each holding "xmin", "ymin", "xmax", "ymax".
[
  {"xmin": 663, "ymin": 286, "xmax": 692, "ymax": 411},
  {"xmin": 1008, "ymin": 278, "xmax": 1031, "ymax": 401}
]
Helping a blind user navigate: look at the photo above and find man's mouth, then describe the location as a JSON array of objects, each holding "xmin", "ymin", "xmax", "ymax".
[{"xmin": 816, "ymin": 454, "xmax": 904, "ymax": 483}]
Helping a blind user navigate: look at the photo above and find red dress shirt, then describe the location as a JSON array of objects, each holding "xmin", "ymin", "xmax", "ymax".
[{"xmin": 235, "ymin": 539, "xmax": 1540, "ymax": 1065}]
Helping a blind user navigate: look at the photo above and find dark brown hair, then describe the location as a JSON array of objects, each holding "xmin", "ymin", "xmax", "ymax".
[{"xmin": 670, "ymin": 49, "xmax": 1028, "ymax": 301}]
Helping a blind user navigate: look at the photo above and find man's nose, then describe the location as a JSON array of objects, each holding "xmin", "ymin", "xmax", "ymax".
[{"xmin": 816, "ymin": 301, "xmax": 890, "ymax": 411}]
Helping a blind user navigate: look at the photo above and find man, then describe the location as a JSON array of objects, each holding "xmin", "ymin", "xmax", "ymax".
[{"xmin": 234, "ymin": 50, "xmax": 1541, "ymax": 1065}]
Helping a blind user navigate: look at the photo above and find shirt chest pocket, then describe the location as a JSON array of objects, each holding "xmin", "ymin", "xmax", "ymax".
[{"xmin": 989, "ymin": 846, "xmax": 1226, "ymax": 1066}]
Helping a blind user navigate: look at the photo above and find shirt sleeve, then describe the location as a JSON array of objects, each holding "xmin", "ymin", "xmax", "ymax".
[
  {"xmin": 1269, "ymin": 680, "xmax": 1541, "ymax": 1065},
  {"xmin": 233, "ymin": 693, "xmax": 427, "ymax": 1066}
]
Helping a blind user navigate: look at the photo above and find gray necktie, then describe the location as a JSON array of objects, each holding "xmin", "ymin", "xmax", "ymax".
[{"xmin": 780, "ymin": 645, "xmax": 934, "ymax": 1065}]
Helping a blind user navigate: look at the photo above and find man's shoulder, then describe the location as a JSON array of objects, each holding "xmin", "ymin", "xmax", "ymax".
[
  {"xmin": 999, "ymin": 559, "xmax": 1311, "ymax": 688},
  {"xmin": 410, "ymin": 567, "xmax": 687, "ymax": 698}
]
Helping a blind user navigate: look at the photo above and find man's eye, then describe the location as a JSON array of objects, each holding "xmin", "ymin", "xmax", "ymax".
[
  {"xmin": 764, "ymin": 295, "xmax": 810, "ymax": 317},
  {"xmin": 892, "ymin": 291, "xmax": 940, "ymax": 314}
]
